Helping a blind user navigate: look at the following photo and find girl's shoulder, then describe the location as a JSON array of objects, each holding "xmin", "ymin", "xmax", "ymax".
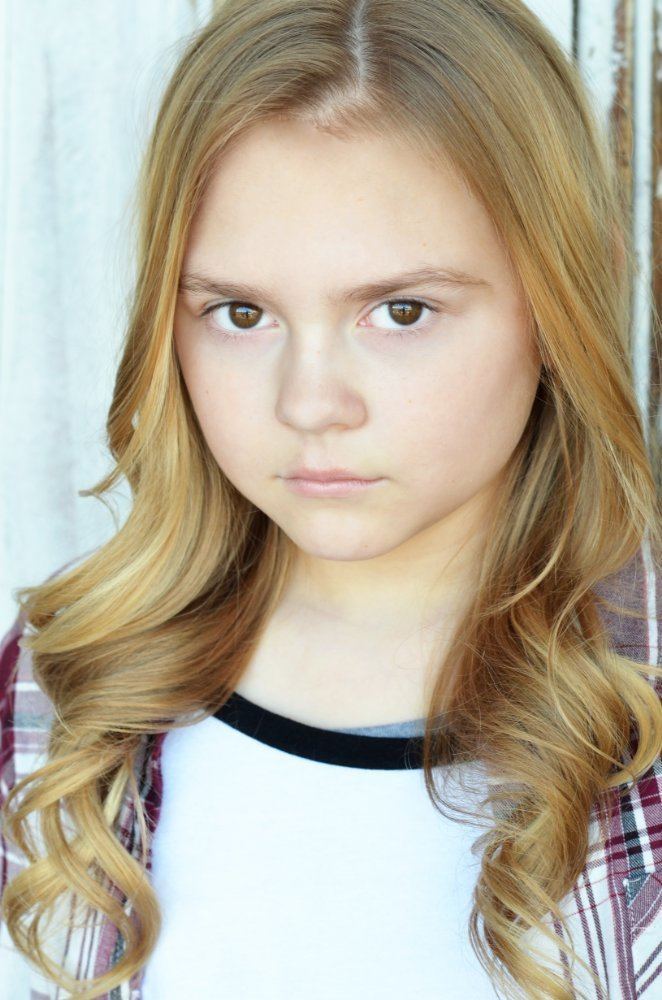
[
  {"xmin": 592, "ymin": 539, "xmax": 662, "ymax": 664},
  {"xmin": 1, "ymin": 548, "xmax": 102, "ymax": 803},
  {"xmin": 0, "ymin": 606, "xmax": 55, "ymax": 828},
  {"xmin": 0, "ymin": 609, "xmax": 25, "ymax": 722},
  {"xmin": 0, "ymin": 609, "xmax": 29, "ymax": 816}
]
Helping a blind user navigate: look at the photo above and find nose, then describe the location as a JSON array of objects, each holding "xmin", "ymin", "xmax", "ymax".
[{"xmin": 274, "ymin": 334, "xmax": 369, "ymax": 434}]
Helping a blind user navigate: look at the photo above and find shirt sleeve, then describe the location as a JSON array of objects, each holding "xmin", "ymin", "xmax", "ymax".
[{"xmin": 0, "ymin": 612, "xmax": 24, "ymax": 811}]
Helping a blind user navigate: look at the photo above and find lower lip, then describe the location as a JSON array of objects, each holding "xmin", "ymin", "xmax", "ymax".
[{"xmin": 282, "ymin": 477, "xmax": 383, "ymax": 497}]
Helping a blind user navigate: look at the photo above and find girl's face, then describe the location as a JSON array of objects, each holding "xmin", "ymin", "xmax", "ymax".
[{"xmin": 174, "ymin": 119, "xmax": 542, "ymax": 578}]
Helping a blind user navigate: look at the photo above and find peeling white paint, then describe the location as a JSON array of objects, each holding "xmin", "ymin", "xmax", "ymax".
[
  {"xmin": 576, "ymin": 0, "xmax": 657, "ymax": 443},
  {"xmin": 525, "ymin": 0, "xmax": 574, "ymax": 55},
  {"xmin": 576, "ymin": 0, "xmax": 621, "ymax": 128},
  {"xmin": 0, "ymin": 0, "xmax": 216, "ymax": 631},
  {"xmin": 632, "ymin": 0, "xmax": 655, "ymax": 443}
]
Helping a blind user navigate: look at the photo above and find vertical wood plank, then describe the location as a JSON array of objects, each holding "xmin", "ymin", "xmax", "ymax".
[
  {"xmin": 612, "ymin": 0, "xmax": 635, "ymax": 230},
  {"xmin": 525, "ymin": 0, "xmax": 574, "ymax": 55},
  {"xmin": 653, "ymin": 0, "xmax": 662, "ymax": 488},
  {"xmin": 577, "ymin": 1, "xmax": 634, "ymax": 264},
  {"xmin": 631, "ymin": 0, "xmax": 658, "ymax": 484},
  {"xmin": 577, "ymin": 0, "xmax": 661, "ymax": 489},
  {"xmin": 575, "ymin": 0, "xmax": 633, "ymax": 375}
]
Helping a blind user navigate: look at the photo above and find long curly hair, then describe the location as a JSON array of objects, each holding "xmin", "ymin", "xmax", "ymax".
[{"xmin": 2, "ymin": 1, "xmax": 661, "ymax": 997}]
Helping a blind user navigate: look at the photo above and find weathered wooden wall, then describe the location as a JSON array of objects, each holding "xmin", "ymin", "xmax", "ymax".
[
  {"xmin": 652, "ymin": 0, "xmax": 661, "ymax": 490},
  {"xmin": 576, "ymin": 0, "xmax": 661, "ymax": 492},
  {"xmin": 0, "ymin": 0, "xmax": 659, "ymax": 631}
]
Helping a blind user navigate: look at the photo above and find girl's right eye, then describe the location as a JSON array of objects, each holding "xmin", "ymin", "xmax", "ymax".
[{"xmin": 200, "ymin": 301, "xmax": 272, "ymax": 341}]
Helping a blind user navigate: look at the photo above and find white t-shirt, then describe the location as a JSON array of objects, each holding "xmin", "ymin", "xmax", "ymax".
[{"xmin": 141, "ymin": 691, "xmax": 501, "ymax": 999}]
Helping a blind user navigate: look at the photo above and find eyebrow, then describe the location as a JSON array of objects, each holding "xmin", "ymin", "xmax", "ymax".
[{"xmin": 177, "ymin": 265, "xmax": 489, "ymax": 306}]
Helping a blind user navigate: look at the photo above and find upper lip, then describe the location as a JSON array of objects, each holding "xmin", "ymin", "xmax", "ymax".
[{"xmin": 285, "ymin": 466, "xmax": 378, "ymax": 482}]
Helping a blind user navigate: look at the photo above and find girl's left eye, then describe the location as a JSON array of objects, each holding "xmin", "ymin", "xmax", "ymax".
[
  {"xmin": 200, "ymin": 297, "xmax": 440, "ymax": 341},
  {"xmin": 364, "ymin": 299, "xmax": 439, "ymax": 337}
]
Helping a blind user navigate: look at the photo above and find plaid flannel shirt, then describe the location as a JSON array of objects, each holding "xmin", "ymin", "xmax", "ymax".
[{"xmin": 1, "ymin": 543, "xmax": 660, "ymax": 998}]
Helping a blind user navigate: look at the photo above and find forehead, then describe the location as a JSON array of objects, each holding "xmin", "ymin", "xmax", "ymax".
[{"xmin": 182, "ymin": 119, "xmax": 509, "ymax": 294}]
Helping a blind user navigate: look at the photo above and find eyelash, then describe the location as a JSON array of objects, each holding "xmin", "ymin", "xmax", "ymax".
[{"xmin": 199, "ymin": 298, "xmax": 441, "ymax": 342}]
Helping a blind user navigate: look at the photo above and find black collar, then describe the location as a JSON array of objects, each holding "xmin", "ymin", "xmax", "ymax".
[{"xmin": 213, "ymin": 691, "xmax": 426, "ymax": 770}]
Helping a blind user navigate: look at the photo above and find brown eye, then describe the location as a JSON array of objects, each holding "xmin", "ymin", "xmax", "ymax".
[
  {"xmin": 200, "ymin": 300, "xmax": 271, "ymax": 339},
  {"xmin": 365, "ymin": 298, "xmax": 438, "ymax": 338},
  {"xmin": 387, "ymin": 300, "xmax": 424, "ymax": 325},
  {"xmin": 227, "ymin": 302, "xmax": 263, "ymax": 329}
]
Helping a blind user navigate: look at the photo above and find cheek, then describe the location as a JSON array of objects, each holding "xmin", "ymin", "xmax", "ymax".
[
  {"xmin": 180, "ymin": 361, "xmax": 266, "ymax": 475},
  {"xmin": 393, "ymin": 333, "xmax": 540, "ymax": 489}
]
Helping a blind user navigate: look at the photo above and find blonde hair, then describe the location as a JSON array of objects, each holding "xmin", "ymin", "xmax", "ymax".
[{"xmin": 2, "ymin": 1, "xmax": 661, "ymax": 996}]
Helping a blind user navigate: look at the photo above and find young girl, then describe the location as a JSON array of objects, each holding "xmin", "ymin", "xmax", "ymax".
[{"xmin": 1, "ymin": 1, "xmax": 661, "ymax": 997}]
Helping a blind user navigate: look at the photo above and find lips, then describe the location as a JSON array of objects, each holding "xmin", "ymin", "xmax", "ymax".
[
  {"xmin": 285, "ymin": 467, "xmax": 377, "ymax": 482},
  {"xmin": 282, "ymin": 476, "xmax": 383, "ymax": 498}
]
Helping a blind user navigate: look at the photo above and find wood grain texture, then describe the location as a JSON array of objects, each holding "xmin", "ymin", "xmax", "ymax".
[
  {"xmin": 612, "ymin": 0, "xmax": 635, "ymax": 200},
  {"xmin": 652, "ymin": 0, "xmax": 662, "ymax": 491},
  {"xmin": 577, "ymin": 0, "xmax": 660, "ymax": 488}
]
